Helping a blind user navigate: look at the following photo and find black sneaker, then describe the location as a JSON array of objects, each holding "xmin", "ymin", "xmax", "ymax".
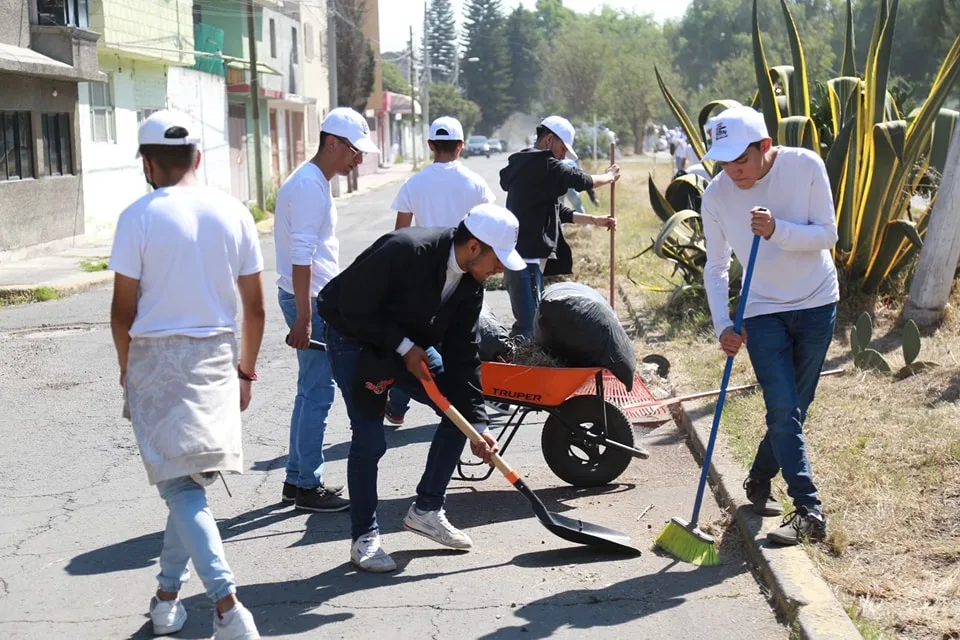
[
  {"xmin": 744, "ymin": 475, "xmax": 783, "ymax": 517},
  {"xmin": 767, "ymin": 508, "xmax": 827, "ymax": 546},
  {"xmin": 295, "ymin": 486, "xmax": 350, "ymax": 513},
  {"xmin": 282, "ymin": 482, "xmax": 297, "ymax": 504}
]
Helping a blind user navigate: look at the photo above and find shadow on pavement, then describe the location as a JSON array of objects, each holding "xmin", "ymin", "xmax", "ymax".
[{"xmin": 480, "ymin": 529, "xmax": 748, "ymax": 639}]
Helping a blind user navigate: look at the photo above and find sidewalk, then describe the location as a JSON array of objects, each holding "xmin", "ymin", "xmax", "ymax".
[{"xmin": 0, "ymin": 163, "xmax": 414, "ymax": 301}]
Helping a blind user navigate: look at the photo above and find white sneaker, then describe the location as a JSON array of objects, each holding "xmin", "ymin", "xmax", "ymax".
[
  {"xmin": 403, "ymin": 504, "xmax": 473, "ymax": 550},
  {"xmin": 213, "ymin": 603, "xmax": 260, "ymax": 640},
  {"xmin": 350, "ymin": 533, "xmax": 397, "ymax": 573},
  {"xmin": 150, "ymin": 596, "xmax": 187, "ymax": 635}
]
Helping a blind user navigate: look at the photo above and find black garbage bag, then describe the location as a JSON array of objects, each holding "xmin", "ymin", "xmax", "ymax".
[
  {"xmin": 533, "ymin": 282, "xmax": 636, "ymax": 390},
  {"xmin": 478, "ymin": 302, "xmax": 513, "ymax": 362}
]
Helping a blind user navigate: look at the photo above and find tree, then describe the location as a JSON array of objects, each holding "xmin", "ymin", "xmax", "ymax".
[
  {"xmin": 425, "ymin": 0, "xmax": 458, "ymax": 84},
  {"xmin": 505, "ymin": 6, "xmax": 543, "ymax": 114},
  {"xmin": 461, "ymin": 0, "xmax": 513, "ymax": 134},
  {"xmin": 540, "ymin": 18, "xmax": 606, "ymax": 119},
  {"xmin": 429, "ymin": 83, "xmax": 483, "ymax": 135},
  {"xmin": 382, "ymin": 59, "xmax": 410, "ymax": 95},
  {"xmin": 335, "ymin": 0, "xmax": 375, "ymax": 110},
  {"xmin": 599, "ymin": 22, "xmax": 674, "ymax": 153},
  {"xmin": 536, "ymin": 0, "xmax": 574, "ymax": 40}
]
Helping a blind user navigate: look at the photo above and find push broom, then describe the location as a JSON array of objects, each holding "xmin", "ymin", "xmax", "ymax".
[{"xmin": 656, "ymin": 230, "xmax": 761, "ymax": 566}]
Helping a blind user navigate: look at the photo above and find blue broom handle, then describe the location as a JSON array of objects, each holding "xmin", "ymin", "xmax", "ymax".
[{"xmin": 689, "ymin": 232, "xmax": 762, "ymax": 527}]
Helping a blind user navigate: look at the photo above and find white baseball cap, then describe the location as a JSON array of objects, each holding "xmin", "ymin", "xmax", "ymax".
[
  {"xmin": 429, "ymin": 116, "xmax": 464, "ymax": 141},
  {"xmin": 136, "ymin": 109, "xmax": 200, "ymax": 157},
  {"xmin": 321, "ymin": 107, "xmax": 380, "ymax": 154},
  {"xmin": 463, "ymin": 203, "xmax": 526, "ymax": 271},
  {"xmin": 702, "ymin": 105, "xmax": 770, "ymax": 162},
  {"xmin": 540, "ymin": 115, "xmax": 578, "ymax": 160}
]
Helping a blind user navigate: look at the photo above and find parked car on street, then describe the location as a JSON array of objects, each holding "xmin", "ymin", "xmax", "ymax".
[
  {"xmin": 487, "ymin": 138, "xmax": 504, "ymax": 153},
  {"xmin": 464, "ymin": 135, "xmax": 491, "ymax": 158}
]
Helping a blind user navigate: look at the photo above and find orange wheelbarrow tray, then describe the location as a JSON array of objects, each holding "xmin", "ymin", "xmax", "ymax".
[{"xmin": 457, "ymin": 362, "xmax": 651, "ymax": 488}]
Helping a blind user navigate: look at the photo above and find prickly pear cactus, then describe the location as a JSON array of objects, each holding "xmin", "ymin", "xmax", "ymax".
[{"xmin": 902, "ymin": 319, "xmax": 921, "ymax": 366}]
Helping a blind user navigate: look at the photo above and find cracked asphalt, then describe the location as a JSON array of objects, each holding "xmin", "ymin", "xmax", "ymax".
[{"xmin": 0, "ymin": 158, "xmax": 786, "ymax": 639}]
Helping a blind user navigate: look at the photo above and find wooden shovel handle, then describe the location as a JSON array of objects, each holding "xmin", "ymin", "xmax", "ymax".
[{"xmin": 418, "ymin": 364, "xmax": 522, "ymax": 484}]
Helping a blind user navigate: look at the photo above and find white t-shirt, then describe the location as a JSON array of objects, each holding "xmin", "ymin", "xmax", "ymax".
[
  {"xmin": 391, "ymin": 160, "xmax": 496, "ymax": 229},
  {"xmin": 701, "ymin": 146, "xmax": 840, "ymax": 338},
  {"xmin": 109, "ymin": 185, "xmax": 264, "ymax": 339},
  {"xmin": 274, "ymin": 161, "xmax": 339, "ymax": 297}
]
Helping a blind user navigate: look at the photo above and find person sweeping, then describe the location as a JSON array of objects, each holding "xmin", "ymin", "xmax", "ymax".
[{"xmin": 700, "ymin": 106, "xmax": 839, "ymax": 546}]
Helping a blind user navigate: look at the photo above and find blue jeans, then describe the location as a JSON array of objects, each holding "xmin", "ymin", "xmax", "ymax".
[
  {"xmin": 504, "ymin": 263, "xmax": 544, "ymax": 339},
  {"xmin": 156, "ymin": 477, "xmax": 235, "ymax": 602},
  {"xmin": 744, "ymin": 303, "xmax": 836, "ymax": 512},
  {"xmin": 278, "ymin": 288, "xmax": 336, "ymax": 488},
  {"xmin": 561, "ymin": 190, "xmax": 585, "ymax": 213},
  {"xmin": 325, "ymin": 326, "xmax": 469, "ymax": 540}
]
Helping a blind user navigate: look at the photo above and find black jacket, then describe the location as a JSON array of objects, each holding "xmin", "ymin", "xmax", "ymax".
[
  {"xmin": 499, "ymin": 149, "xmax": 594, "ymax": 261},
  {"xmin": 316, "ymin": 227, "xmax": 487, "ymax": 427}
]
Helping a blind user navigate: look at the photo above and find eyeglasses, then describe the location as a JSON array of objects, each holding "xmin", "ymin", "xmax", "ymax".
[{"xmin": 335, "ymin": 135, "xmax": 362, "ymax": 158}]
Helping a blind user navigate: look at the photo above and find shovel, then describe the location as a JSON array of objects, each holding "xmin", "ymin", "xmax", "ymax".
[{"xmin": 419, "ymin": 364, "xmax": 641, "ymax": 556}]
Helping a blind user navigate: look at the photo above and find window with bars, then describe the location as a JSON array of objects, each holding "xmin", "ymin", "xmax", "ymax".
[
  {"xmin": 41, "ymin": 113, "xmax": 74, "ymax": 177},
  {"xmin": 88, "ymin": 80, "xmax": 115, "ymax": 143},
  {"xmin": 36, "ymin": 0, "xmax": 89, "ymax": 28},
  {"xmin": 1, "ymin": 112, "xmax": 35, "ymax": 182}
]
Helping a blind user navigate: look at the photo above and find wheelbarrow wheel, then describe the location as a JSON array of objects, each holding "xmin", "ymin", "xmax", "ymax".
[{"xmin": 541, "ymin": 396, "xmax": 634, "ymax": 487}]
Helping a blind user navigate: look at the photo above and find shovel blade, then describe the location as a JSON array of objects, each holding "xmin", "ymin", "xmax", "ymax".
[{"xmin": 541, "ymin": 511, "xmax": 641, "ymax": 556}]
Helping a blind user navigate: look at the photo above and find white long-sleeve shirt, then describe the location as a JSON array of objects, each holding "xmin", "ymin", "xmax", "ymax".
[
  {"xmin": 701, "ymin": 146, "xmax": 840, "ymax": 338},
  {"xmin": 274, "ymin": 161, "xmax": 340, "ymax": 297}
]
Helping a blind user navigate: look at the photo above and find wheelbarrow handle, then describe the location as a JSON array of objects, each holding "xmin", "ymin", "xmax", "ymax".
[{"xmin": 418, "ymin": 363, "xmax": 521, "ymax": 484}]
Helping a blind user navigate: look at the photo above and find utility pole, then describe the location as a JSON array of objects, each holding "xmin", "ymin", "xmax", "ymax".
[
  {"xmin": 409, "ymin": 25, "xmax": 417, "ymax": 167},
  {"xmin": 327, "ymin": 0, "xmax": 338, "ymax": 108},
  {"xmin": 246, "ymin": 0, "xmax": 264, "ymax": 210},
  {"xmin": 327, "ymin": 0, "xmax": 340, "ymax": 196},
  {"xmin": 422, "ymin": 4, "xmax": 431, "ymax": 146}
]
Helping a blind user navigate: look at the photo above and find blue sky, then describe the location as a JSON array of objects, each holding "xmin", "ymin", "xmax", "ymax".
[{"xmin": 378, "ymin": 0, "xmax": 693, "ymax": 53}]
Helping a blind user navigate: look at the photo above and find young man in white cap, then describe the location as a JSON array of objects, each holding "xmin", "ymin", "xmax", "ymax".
[
  {"xmin": 274, "ymin": 106, "xmax": 379, "ymax": 513},
  {"xmin": 110, "ymin": 109, "xmax": 265, "ymax": 638},
  {"xmin": 499, "ymin": 115, "xmax": 621, "ymax": 338},
  {"xmin": 700, "ymin": 104, "xmax": 839, "ymax": 546},
  {"xmin": 316, "ymin": 203, "xmax": 525, "ymax": 572},
  {"xmin": 383, "ymin": 115, "xmax": 497, "ymax": 426}
]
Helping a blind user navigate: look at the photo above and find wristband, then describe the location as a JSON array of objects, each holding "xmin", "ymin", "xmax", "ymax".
[{"xmin": 238, "ymin": 366, "xmax": 258, "ymax": 382}]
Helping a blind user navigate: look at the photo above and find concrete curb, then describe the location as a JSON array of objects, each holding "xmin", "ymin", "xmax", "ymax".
[
  {"xmin": 673, "ymin": 402, "xmax": 862, "ymax": 640},
  {"xmin": 0, "ymin": 270, "xmax": 115, "ymax": 303}
]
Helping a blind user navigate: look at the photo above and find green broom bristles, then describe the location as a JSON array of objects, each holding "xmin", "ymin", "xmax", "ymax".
[{"xmin": 656, "ymin": 519, "xmax": 720, "ymax": 566}]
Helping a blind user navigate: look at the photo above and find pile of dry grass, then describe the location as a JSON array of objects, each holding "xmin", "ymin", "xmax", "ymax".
[{"xmin": 507, "ymin": 337, "xmax": 565, "ymax": 368}]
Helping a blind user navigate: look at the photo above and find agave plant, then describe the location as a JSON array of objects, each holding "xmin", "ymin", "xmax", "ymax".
[{"xmin": 647, "ymin": 0, "xmax": 960, "ymax": 299}]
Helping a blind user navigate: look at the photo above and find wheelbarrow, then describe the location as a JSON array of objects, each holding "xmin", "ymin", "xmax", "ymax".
[{"xmin": 457, "ymin": 362, "xmax": 653, "ymax": 488}]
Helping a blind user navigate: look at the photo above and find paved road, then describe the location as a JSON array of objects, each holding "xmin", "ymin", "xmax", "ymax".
[{"xmin": 0, "ymin": 157, "xmax": 785, "ymax": 639}]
